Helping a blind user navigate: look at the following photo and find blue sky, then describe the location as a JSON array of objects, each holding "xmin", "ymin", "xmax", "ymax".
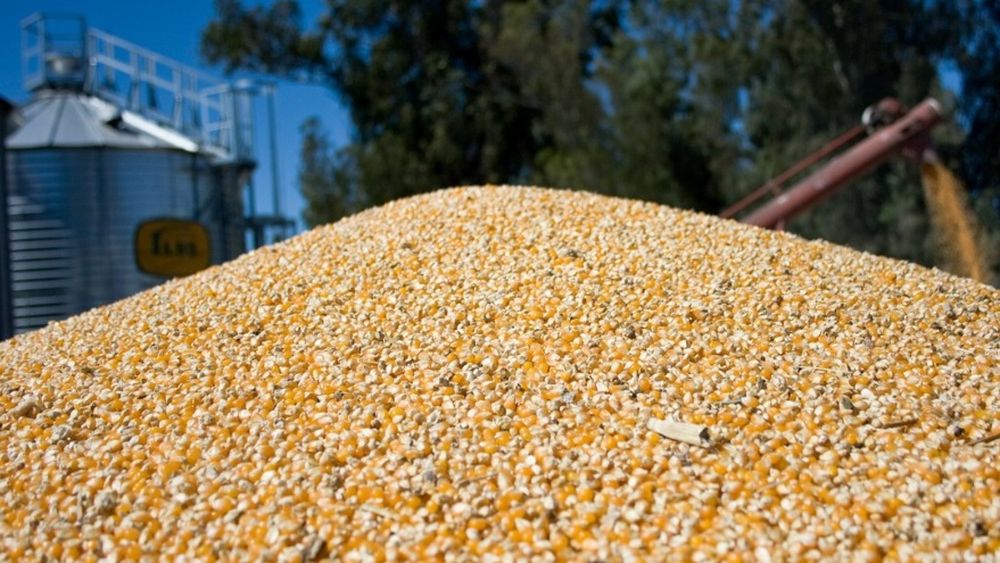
[{"xmin": 0, "ymin": 0, "xmax": 353, "ymax": 232}]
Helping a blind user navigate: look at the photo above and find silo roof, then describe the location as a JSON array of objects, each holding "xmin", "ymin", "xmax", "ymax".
[{"xmin": 6, "ymin": 92, "xmax": 198, "ymax": 152}]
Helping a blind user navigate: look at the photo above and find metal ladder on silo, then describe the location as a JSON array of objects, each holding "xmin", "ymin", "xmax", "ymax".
[{"xmin": 20, "ymin": 13, "xmax": 257, "ymax": 165}]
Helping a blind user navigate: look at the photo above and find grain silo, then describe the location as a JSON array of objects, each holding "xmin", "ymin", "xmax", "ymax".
[{"xmin": 1, "ymin": 14, "xmax": 291, "ymax": 335}]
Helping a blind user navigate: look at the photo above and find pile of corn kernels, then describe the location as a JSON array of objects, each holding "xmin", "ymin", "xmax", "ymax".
[{"xmin": 1, "ymin": 186, "xmax": 998, "ymax": 561}]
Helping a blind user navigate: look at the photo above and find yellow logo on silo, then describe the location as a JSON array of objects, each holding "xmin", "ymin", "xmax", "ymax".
[{"xmin": 135, "ymin": 219, "xmax": 212, "ymax": 277}]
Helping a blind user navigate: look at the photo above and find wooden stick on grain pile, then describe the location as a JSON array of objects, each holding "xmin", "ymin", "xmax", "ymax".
[{"xmin": 1, "ymin": 186, "xmax": 998, "ymax": 561}]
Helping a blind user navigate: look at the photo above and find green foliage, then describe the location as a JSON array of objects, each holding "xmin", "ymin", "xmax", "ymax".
[
  {"xmin": 725, "ymin": 0, "xmax": 942, "ymax": 261},
  {"xmin": 952, "ymin": 3, "xmax": 1000, "ymax": 193},
  {"xmin": 206, "ymin": 0, "xmax": 552, "ymax": 222},
  {"xmin": 298, "ymin": 117, "xmax": 359, "ymax": 227},
  {"xmin": 204, "ymin": 0, "xmax": 999, "ymax": 282},
  {"xmin": 202, "ymin": 0, "xmax": 325, "ymax": 78}
]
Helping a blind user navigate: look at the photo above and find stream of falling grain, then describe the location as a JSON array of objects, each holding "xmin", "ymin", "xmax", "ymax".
[{"xmin": 920, "ymin": 162, "xmax": 989, "ymax": 283}]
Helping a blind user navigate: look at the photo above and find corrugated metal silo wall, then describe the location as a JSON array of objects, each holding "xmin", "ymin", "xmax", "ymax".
[{"xmin": 5, "ymin": 148, "xmax": 245, "ymax": 334}]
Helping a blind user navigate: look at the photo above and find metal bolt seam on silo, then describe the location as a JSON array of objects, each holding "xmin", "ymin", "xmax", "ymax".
[{"xmin": 1, "ymin": 13, "xmax": 276, "ymax": 336}]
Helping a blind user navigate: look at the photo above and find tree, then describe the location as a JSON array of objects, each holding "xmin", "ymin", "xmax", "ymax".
[
  {"xmin": 745, "ymin": 1, "xmax": 999, "ymax": 278},
  {"xmin": 652, "ymin": 0, "xmax": 991, "ymax": 273},
  {"xmin": 952, "ymin": 2, "xmax": 1000, "ymax": 194},
  {"xmin": 298, "ymin": 117, "xmax": 359, "ymax": 227},
  {"xmin": 202, "ymin": 0, "xmax": 726, "ymax": 222},
  {"xmin": 954, "ymin": 0, "xmax": 1000, "ymax": 283},
  {"xmin": 203, "ymin": 0, "xmax": 998, "ymax": 282},
  {"xmin": 484, "ymin": 0, "xmax": 728, "ymax": 210},
  {"xmin": 204, "ymin": 0, "xmax": 555, "ymax": 225}
]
